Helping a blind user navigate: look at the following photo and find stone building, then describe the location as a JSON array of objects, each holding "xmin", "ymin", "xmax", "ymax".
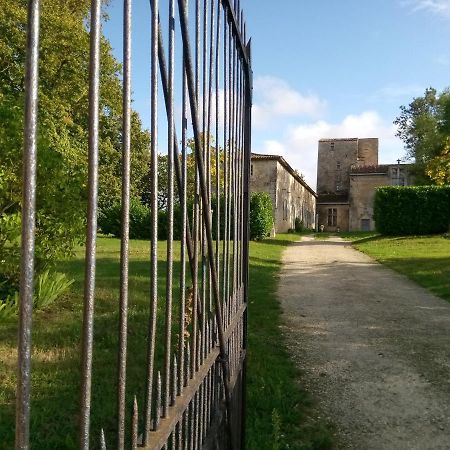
[
  {"xmin": 316, "ymin": 138, "xmax": 412, "ymax": 232},
  {"xmin": 250, "ymin": 153, "xmax": 317, "ymax": 233}
]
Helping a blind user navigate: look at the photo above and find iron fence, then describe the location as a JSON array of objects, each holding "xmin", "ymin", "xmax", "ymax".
[{"xmin": 15, "ymin": 0, "xmax": 252, "ymax": 448}]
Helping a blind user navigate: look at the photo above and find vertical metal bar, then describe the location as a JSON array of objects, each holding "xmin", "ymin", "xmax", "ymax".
[
  {"xmin": 178, "ymin": 58, "xmax": 188, "ymax": 396},
  {"xmin": 117, "ymin": 0, "xmax": 132, "ymax": 448},
  {"xmin": 79, "ymin": 1, "xmax": 102, "ymax": 448},
  {"xmin": 131, "ymin": 396, "xmax": 139, "ymax": 449},
  {"xmin": 100, "ymin": 429, "xmax": 106, "ymax": 450},
  {"xmin": 155, "ymin": 371, "xmax": 162, "ymax": 430},
  {"xmin": 15, "ymin": 2, "xmax": 40, "ymax": 449},
  {"xmin": 144, "ymin": 0, "xmax": 159, "ymax": 442},
  {"xmin": 164, "ymin": 0, "xmax": 175, "ymax": 419}
]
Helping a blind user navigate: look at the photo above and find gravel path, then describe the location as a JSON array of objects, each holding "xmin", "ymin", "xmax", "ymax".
[{"xmin": 278, "ymin": 236, "xmax": 450, "ymax": 450}]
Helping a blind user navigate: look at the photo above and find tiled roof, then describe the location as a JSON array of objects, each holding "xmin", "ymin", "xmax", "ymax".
[
  {"xmin": 251, "ymin": 153, "xmax": 317, "ymax": 197},
  {"xmin": 350, "ymin": 164, "xmax": 390, "ymax": 174}
]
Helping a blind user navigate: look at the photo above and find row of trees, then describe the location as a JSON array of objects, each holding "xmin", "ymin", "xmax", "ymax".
[
  {"xmin": 395, "ymin": 87, "xmax": 450, "ymax": 184},
  {"xmin": 0, "ymin": 1, "xmax": 245, "ymax": 299},
  {"xmin": 0, "ymin": 0, "xmax": 151, "ymax": 297}
]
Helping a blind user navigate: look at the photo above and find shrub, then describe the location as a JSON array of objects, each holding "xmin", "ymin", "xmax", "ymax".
[
  {"xmin": 99, "ymin": 198, "xmax": 151, "ymax": 240},
  {"xmin": 374, "ymin": 185, "xmax": 450, "ymax": 235},
  {"xmin": 294, "ymin": 217, "xmax": 304, "ymax": 232},
  {"xmin": 34, "ymin": 271, "xmax": 74, "ymax": 310},
  {"xmin": 0, "ymin": 271, "xmax": 74, "ymax": 321},
  {"xmin": 250, "ymin": 192, "xmax": 273, "ymax": 240}
]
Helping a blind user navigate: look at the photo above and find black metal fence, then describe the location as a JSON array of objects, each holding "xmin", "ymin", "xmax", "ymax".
[{"xmin": 15, "ymin": 0, "xmax": 252, "ymax": 448}]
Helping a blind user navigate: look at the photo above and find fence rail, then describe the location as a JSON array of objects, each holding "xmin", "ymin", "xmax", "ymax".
[{"xmin": 15, "ymin": 0, "xmax": 252, "ymax": 448}]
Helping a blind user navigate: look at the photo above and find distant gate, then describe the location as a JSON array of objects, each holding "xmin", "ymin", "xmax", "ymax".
[{"xmin": 15, "ymin": 0, "xmax": 252, "ymax": 448}]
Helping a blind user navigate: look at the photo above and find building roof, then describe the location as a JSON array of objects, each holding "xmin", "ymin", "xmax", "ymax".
[
  {"xmin": 251, "ymin": 153, "xmax": 317, "ymax": 197},
  {"xmin": 317, "ymin": 193, "xmax": 349, "ymax": 204},
  {"xmin": 350, "ymin": 164, "xmax": 390, "ymax": 174},
  {"xmin": 319, "ymin": 138, "xmax": 358, "ymax": 142}
]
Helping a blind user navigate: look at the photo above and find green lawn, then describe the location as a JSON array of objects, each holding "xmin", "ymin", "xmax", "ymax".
[
  {"xmin": 246, "ymin": 234, "xmax": 332, "ymax": 450},
  {"xmin": 354, "ymin": 234, "xmax": 450, "ymax": 302},
  {"xmin": 0, "ymin": 235, "xmax": 332, "ymax": 449}
]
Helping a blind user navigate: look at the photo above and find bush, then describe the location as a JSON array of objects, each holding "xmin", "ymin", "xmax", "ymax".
[
  {"xmin": 294, "ymin": 217, "xmax": 304, "ymax": 232},
  {"xmin": 374, "ymin": 185, "xmax": 450, "ymax": 235},
  {"xmin": 0, "ymin": 271, "xmax": 74, "ymax": 321},
  {"xmin": 99, "ymin": 198, "xmax": 151, "ymax": 240},
  {"xmin": 250, "ymin": 192, "xmax": 273, "ymax": 240}
]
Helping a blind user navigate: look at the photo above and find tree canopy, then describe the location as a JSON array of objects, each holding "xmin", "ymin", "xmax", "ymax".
[
  {"xmin": 394, "ymin": 87, "xmax": 450, "ymax": 184},
  {"xmin": 0, "ymin": 0, "xmax": 150, "ymax": 295}
]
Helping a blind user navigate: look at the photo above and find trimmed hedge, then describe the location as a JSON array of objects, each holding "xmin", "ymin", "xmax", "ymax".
[
  {"xmin": 374, "ymin": 185, "xmax": 450, "ymax": 235},
  {"xmin": 250, "ymin": 192, "xmax": 273, "ymax": 240}
]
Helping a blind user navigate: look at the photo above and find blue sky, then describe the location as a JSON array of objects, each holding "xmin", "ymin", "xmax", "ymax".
[{"xmin": 103, "ymin": 0, "xmax": 450, "ymax": 188}]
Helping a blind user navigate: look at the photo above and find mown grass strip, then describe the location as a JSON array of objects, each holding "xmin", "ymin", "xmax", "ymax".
[
  {"xmin": 354, "ymin": 234, "xmax": 450, "ymax": 302},
  {"xmin": 246, "ymin": 234, "xmax": 333, "ymax": 450}
]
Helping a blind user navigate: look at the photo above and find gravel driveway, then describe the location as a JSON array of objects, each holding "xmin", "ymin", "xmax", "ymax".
[{"xmin": 278, "ymin": 236, "xmax": 450, "ymax": 450}]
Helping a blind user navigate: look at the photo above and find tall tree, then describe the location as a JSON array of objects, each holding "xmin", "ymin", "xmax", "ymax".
[
  {"xmin": 394, "ymin": 87, "xmax": 450, "ymax": 184},
  {"xmin": 0, "ymin": 0, "xmax": 150, "ymax": 294}
]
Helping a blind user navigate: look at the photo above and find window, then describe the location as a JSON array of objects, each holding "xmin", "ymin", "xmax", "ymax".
[
  {"xmin": 283, "ymin": 200, "xmax": 288, "ymax": 220},
  {"xmin": 250, "ymin": 164, "xmax": 254, "ymax": 176},
  {"xmin": 336, "ymin": 184, "xmax": 340, "ymax": 191},
  {"xmin": 330, "ymin": 142, "xmax": 335, "ymax": 151},
  {"xmin": 361, "ymin": 219, "xmax": 370, "ymax": 231},
  {"xmin": 336, "ymin": 161, "xmax": 341, "ymax": 169},
  {"xmin": 327, "ymin": 208, "xmax": 337, "ymax": 227}
]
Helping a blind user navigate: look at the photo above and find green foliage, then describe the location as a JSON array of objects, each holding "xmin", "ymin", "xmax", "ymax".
[
  {"xmin": 250, "ymin": 192, "xmax": 273, "ymax": 240},
  {"xmin": 0, "ymin": 271, "xmax": 73, "ymax": 321},
  {"xmin": 34, "ymin": 270, "xmax": 74, "ymax": 310},
  {"xmin": 394, "ymin": 87, "xmax": 450, "ymax": 183},
  {"xmin": 374, "ymin": 186, "xmax": 450, "ymax": 235},
  {"xmin": 295, "ymin": 217, "xmax": 304, "ymax": 232},
  {"xmin": 99, "ymin": 198, "xmax": 152, "ymax": 240},
  {"xmin": 0, "ymin": 292, "xmax": 19, "ymax": 320},
  {"xmin": 0, "ymin": 0, "xmax": 150, "ymax": 294}
]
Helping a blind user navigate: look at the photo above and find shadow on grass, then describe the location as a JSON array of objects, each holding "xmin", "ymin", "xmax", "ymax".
[
  {"xmin": 377, "ymin": 256, "xmax": 450, "ymax": 302},
  {"xmin": 0, "ymin": 257, "xmax": 183, "ymax": 450}
]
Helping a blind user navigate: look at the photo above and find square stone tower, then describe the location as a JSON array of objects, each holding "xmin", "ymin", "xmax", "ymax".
[{"xmin": 316, "ymin": 138, "xmax": 378, "ymax": 195}]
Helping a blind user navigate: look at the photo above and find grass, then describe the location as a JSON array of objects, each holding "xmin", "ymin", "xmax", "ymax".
[
  {"xmin": 314, "ymin": 231, "xmax": 379, "ymax": 241},
  {"xmin": 246, "ymin": 234, "xmax": 333, "ymax": 450},
  {"xmin": 0, "ymin": 238, "xmax": 181, "ymax": 449},
  {"xmin": 0, "ymin": 235, "xmax": 332, "ymax": 449},
  {"xmin": 354, "ymin": 234, "xmax": 450, "ymax": 302}
]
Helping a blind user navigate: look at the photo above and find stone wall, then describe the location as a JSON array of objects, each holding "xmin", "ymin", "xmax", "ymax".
[
  {"xmin": 349, "ymin": 173, "xmax": 388, "ymax": 231},
  {"xmin": 250, "ymin": 157, "xmax": 316, "ymax": 233}
]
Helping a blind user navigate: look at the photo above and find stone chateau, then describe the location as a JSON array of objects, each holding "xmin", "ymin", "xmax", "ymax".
[
  {"xmin": 250, "ymin": 137, "xmax": 412, "ymax": 234},
  {"xmin": 316, "ymin": 138, "xmax": 412, "ymax": 232}
]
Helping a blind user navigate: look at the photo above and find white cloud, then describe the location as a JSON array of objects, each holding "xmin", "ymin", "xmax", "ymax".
[
  {"xmin": 256, "ymin": 112, "xmax": 403, "ymax": 190},
  {"xmin": 253, "ymin": 76, "xmax": 326, "ymax": 128},
  {"xmin": 403, "ymin": 0, "xmax": 450, "ymax": 17},
  {"xmin": 372, "ymin": 84, "xmax": 424, "ymax": 100},
  {"xmin": 434, "ymin": 54, "xmax": 450, "ymax": 66}
]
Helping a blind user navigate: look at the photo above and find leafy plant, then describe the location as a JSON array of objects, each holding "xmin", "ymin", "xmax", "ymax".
[
  {"xmin": 34, "ymin": 271, "xmax": 74, "ymax": 310},
  {"xmin": 0, "ymin": 292, "xmax": 19, "ymax": 320},
  {"xmin": 250, "ymin": 192, "xmax": 273, "ymax": 240}
]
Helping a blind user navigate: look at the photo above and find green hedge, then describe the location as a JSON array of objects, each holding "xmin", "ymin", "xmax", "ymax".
[
  {"xmin": 250, "ymin": 192, "xmax": 273, "ymax": 240},
  {"xmin": 99, "ymin": 193, "xmax": 274, "ymax": 241},
  {"xmin": 374, "ymin": 186, "xmax": 450, "ymax": 235}
]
